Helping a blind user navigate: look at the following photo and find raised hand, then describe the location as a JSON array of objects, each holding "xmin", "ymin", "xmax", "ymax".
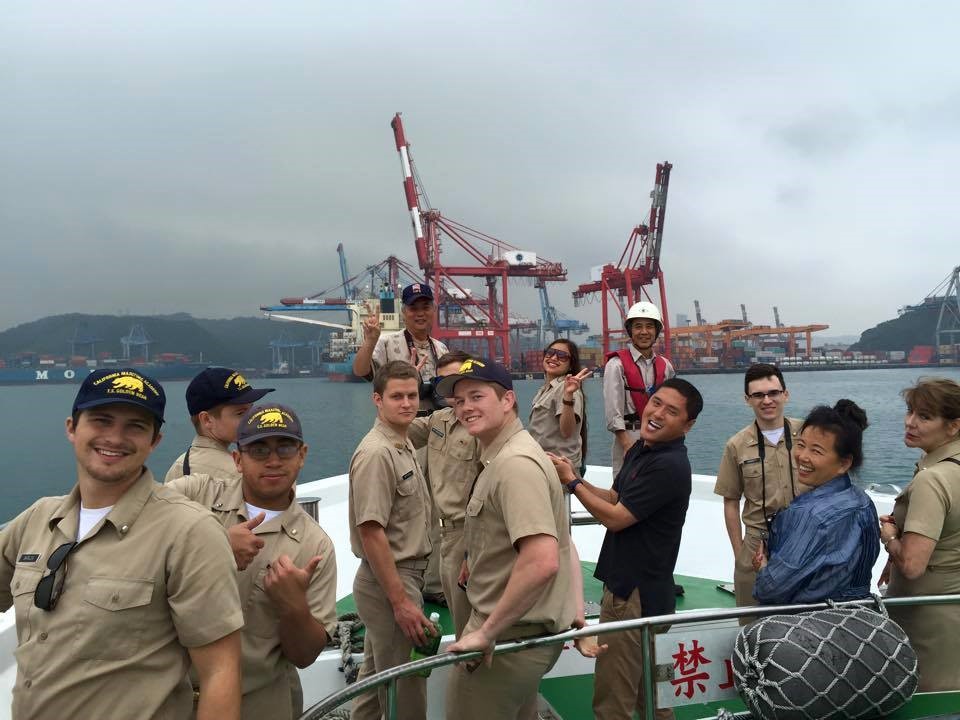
[
  {"xmin": 563, "ymin": 368, "xmax": 592, "ymax": 399},
  {"xmin": 264, "ymin": 554, "xmax": 322, "ymax": 613},
  {"xmin": 228, "ymin": 513, "xmax": 266, "ymax": 570},
  {"xmin": 362, "ymin": 308, "xmax": 381, "ymax": 344}
]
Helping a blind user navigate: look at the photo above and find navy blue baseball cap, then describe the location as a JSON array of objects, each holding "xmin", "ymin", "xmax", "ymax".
[
  {"xmin": 186, "ymin": 368, "xmax": 274, "ymax": 416},
  {"xmin": 237, "ymin": 404, "xmax": 304, "ymax": 446},
  {"xmin": 435, "ymin": 357, "xmax": 513, "ymax": 397},
  {"xmin": 73, "ymin": 368, "xmax": 166, "ymax": 423},
  {"xmin": 401, "ymin": 282, "xmax": 434, "ymax": 306}
]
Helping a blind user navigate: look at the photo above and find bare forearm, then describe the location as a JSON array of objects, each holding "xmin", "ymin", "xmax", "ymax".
[
  {"xmin": 578, "ymin": 477, "xmax": 617, "ymax": 504},
  {"xmin": 573, "ymin": 483, "xmax": 635, "ymax": 531},
  {"xmin": 351, "ymin": 340, "xmax": 376, "ymax": 378},
  {"xmin": 277, "ymin": 607, "xmax": 329, "ymax": 668},
  {"xmin": 480, "ymin": 537, "xmax": 558, "ymax": 638},
  {"xmin": 359, "ymin": 526, "xmax": 406, "ymax": 605},
  {"xmin": 722, "ymin": 499, "xmax": 743, "ymax": 557},
  {"xmin": 614, "ymin": 429, "xmax": 634, "ymax": 452},
  {"xmin": 191, "ymin": 632, "xmax": 242, "ymax": 720},
  {"xmin": 558, "ymin": 402, "xmax": 576, "ymax": 439}
]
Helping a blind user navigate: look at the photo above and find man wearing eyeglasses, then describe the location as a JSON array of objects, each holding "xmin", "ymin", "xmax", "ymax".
[
  {"xmin": 714, "ymin": 363, "xmax": 804, "ymax": 613},
  {"xmin": 0, "ymin": 368, "xmax": 244, "ymax": 720},
  {"xmin": 167, "ymin": 404, "xmax": 337, "ymax": 720}
]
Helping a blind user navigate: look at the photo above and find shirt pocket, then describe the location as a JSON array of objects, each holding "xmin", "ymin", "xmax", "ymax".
[
  {"xmin": 395, "ymin": 472, "xmax": 423, "ymax": 521},
  {"xmin": 75, "ymin": 576, "xmax": 155, "ymax": 660},
  {"xmin": 246, "ymin": 568, "xmax": 279, "ymax": 639},
  {"xmin": 10, "ymin": 565, "xmax": 43, "ymax": 643},
  {"xmin": 447, "ymin": 438, "xmax": 476, "ymax": 463},
  {"xmin": 464, "ymin": 496, "xmax": 486, "ymax": 553}
]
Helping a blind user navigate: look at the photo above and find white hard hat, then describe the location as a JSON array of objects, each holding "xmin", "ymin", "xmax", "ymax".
[{"xmin": 624, "ymin": 301, "xmax": 663, "ymax": 334}]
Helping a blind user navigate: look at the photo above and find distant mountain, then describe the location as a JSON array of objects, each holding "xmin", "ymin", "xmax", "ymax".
[
  {"xmin": 0, "ymin": 313, "xmax": 334, "ymax": 370},
  {"xmin": 849, "ymin": 303, "xmax": 941, "ymax": 353}
]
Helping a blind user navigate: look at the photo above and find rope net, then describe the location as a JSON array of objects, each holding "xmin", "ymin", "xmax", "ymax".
[{"xmin": 732, "ymin": 605, "xmax": 918, "ymax": 720}]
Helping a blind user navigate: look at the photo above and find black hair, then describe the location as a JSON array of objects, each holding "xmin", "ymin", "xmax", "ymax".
[
  {"xmin": 744, "ymin": 363, "xmax": 786, "ymax": 395},
  {"xmin": 800, "ymin": 399, "xmax": 869, "ymax": 469},
  {"xmin": 659, "ymin": 377, "xmax": 703, "ymax": 421}
]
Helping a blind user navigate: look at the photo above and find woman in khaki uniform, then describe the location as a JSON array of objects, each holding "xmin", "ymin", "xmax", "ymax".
[
  {"xmin": 881, "ymin": 377, "xmax": 960, "ymax": 691},
  {"xmin": 528, "ymin": 340, "xmax": 590, "ymax": 473}
]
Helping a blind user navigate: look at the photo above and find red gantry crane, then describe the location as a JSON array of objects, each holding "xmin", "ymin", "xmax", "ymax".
[
  {"xmin": 572, "ymin": 162, "xmax": 673, "ymax": 358},
  {"xmin": 391, "ymin": 112, "xmax": 567, "ymax": 368}
]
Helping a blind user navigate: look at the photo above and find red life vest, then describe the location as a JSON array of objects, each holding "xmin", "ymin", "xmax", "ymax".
[{"xmin": 604, "ymin": 350, "xmax": 668, "ymax": 418}]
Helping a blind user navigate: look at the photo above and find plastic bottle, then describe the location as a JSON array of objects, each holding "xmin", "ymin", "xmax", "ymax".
[{"xmin": 409, "ymin": 611, "xmax": 443, "ymax": 676}]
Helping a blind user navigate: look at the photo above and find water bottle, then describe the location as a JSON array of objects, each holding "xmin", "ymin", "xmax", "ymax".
[{"xmin": 410, "ymin": 611, "xmax": 443, "ymax": 676}]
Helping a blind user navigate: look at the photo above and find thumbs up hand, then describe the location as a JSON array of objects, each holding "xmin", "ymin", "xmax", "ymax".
[
  {"xmin": 264, "ymin": 554, "xmax": 324, "ymax": 613},
  {"xmin": 228, "ymin": 512, "xmax": 266, "ymax": 570}
]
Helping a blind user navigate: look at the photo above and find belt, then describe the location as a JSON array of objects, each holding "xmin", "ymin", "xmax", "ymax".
[
  {"xmin": 395, "ymin": 559, "xmax": 429, "ymax": 571},
  {"xmin": 438, "ymin": 517, "xmax": 463, "ymax": 530},
  {"xmin": 416, "ymin": 410, "xmax": 433, "ymax": 417},
  {"xmin": 623, "ymin": 421, "xmax": 643, "ymax": 431},
  {"xmin": 500, "ymin": 623, "xmax": 550, "ymax": 642}
]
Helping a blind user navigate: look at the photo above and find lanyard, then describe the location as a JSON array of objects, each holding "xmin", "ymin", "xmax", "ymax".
[
  {"xmin": 756, "ymin": 419, "xmax": 795, "ymax": 536},
  {"xmin": 403, "ymin": 329, "xmax": 439, "ymax": 377}
]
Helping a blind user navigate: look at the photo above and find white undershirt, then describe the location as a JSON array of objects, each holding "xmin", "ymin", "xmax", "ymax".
[
  {"xmin": 78, "ymin": 505, "xmax": 113, "ymax": 540},
  {"xmin": 245, "ymin": 502, "xmax": 282, "ymax": 524},
  {"xmin": 761, "ymin": 427, "xmax": 785, "ymax": 446}
]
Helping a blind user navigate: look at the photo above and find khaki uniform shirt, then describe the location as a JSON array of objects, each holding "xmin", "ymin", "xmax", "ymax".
[
  {"xmin": 464, "ymin": 417, "xmax": 574, "ymax": 635},
  {"xmin": 408, "ymin": 408, "xmax": 481, "ymax": 524},
  {"xmin": 164, "ymin": 435, "xmax": 239, "ymax": 483},
  {"xmin": 349, "ymin": 419, "xmax": 432, "ymax": 562},
  {"xmin": 893, "ymin": 438, "xmax": 960, "ymax": 570},
  {"xmin": 166, "ymin": 474, "xmax": 338, "ymax": 696},
  {"xmin": 714, "ymin": 418, "xmax": 804, "ymax": 534},
  {"xmin": 528, "ymin": 377, "xmax": 584, "ymax": 468},
  {"xmin": 603, "ymin": 347, "xmax": 676, "ymax": 431},
  {"xmin": 0, "ymin": 470, "xmax": 243, "ymax": 720}
]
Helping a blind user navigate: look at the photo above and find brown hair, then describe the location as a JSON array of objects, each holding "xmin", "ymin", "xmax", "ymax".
[
  {"xmin": 901, "ymin": 376, "xmax": 960, "ymax": 421},
  {"xmin": 437, "ymin": 350, "xmax": 471, "ymax": 370},
  {"xmin": 373, "ymin": 360, "xmax": 421, "ymax": 395}
]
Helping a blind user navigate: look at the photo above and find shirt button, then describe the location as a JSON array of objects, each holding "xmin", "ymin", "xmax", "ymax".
[
  {"xmin": 24, "ymin": 680, "xmax": 31, "ymax": 689},
  {"xmin": 111, "ymin": 594, "xmax": 120, "ymax": 604},
  {"xmin": 120, "ymin": 525, "xmax": 129, "ymax": 534},
  {"xmin": 215, "ymin": 502, "xmax": 223, "ymax": 508},
  {"xmin": 14, "ymin": 581, "xmax": 20, "ymax": 590},
  {"xmin": 290, "ymin": 529, "xmax": 297, "ymax": 535},
  {"xmin": 38, "ymin": 632, "xmax": 47, "ymax": 641}
]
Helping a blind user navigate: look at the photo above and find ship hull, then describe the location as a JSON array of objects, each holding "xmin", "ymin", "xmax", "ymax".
[{"xmin": 0, "ymin": 363, "xmax": 209, "ymax": 386}]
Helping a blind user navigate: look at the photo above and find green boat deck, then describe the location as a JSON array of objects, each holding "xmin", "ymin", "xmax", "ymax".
[{"xmin": 335, "ymin": 562, "xmax": 960, "ymax": 719}]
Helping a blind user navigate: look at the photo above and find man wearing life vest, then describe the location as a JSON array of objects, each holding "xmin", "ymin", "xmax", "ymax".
[{"xmin": 602, "ymin": 301, "xmax": 676, "ymax": 477}]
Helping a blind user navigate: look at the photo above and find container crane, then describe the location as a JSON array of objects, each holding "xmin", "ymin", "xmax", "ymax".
[
  {"xmin": 336, "ymin": 243, "xmax": 355, "ymax": 301},
  {"xmin": 537, "ymin": 279, "xmax": 588, "ymax": 343},
  {"xmin": 694, "ymin": 300, "xmax": 705, "ymax": 326},
  {"xmin": 573, "ymin": 163, "xmax": 672, "ymax": 357},
  {"xmin": 391, "ymin": 112, "xmax": 567, "ymax": 367}
]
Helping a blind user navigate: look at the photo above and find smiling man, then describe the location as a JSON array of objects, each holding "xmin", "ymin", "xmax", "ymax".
[
  {"xmin": 349, "ymin": 360, "xmax": 434, "ymax": 720},
  {"xmin": 0, "ymin": 368, "xmax": 244, "ymax": 720},
  {"xmin": 438, "ymin": 358, "xmax": 573, "ymax": 720},
  {"xmin": 713, "ymin": 363, "xmax": 802, "ymax": 613},
  {"xmin": 167, "ymin": 404, "xmax": 337, "ymax": 720},
  {"xmin": 552, "ymin": 377, "xmax": 702, "ymax": 720}
]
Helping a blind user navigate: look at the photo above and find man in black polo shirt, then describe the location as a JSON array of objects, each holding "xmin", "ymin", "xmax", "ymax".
[{"xmin": 551, "ymin": 377, "xmax": 703, "ymax": 720}]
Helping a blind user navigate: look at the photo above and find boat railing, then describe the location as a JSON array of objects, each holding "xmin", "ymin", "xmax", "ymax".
[{"xmin": 298, "ymin": 593, "xmax": 960, "ymax": 720}]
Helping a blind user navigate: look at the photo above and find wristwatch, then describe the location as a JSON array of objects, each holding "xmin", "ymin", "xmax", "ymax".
[
  {"xmin": 566, "ymin": 478, "xmax": 582, "ymax": 494},
  {"xmin": 561, "ymin": 398, "xmax": 575, "ymax": 406}
]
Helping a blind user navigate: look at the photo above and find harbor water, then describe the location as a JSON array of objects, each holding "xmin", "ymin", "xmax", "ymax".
[{"xmin": 2, "ymin": 367, "xmax": 958, "ymax": 520}]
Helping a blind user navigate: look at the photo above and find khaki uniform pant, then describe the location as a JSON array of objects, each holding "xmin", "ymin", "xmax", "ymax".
[
  {"xmin": 242, "ymin": 678, "xmax": 292, "ymax": 720},
  {"xmin": 417, "ymin": 445, "xmax": 444, "ymax": 597},
  {"xmin": 351, "ymin": 562, "xmax": 427, "ymax": 720},
  {"xmin": 611, "ymin": 428, "xmax": 643, "ymax": 478},
  {"xmin": 593, "ymin": 587, "xmax": 674, "ymax": 720},
  {"xmin": 439, "ymin": 526, "xmax": 471, "ymax": 637},
  {"xmin": 445, "ymin": 612, "xmax": 561, "ymax": 720},
  {"xmin": 734, "ymin": 533, "xmax": 764, "ymax": 626}
]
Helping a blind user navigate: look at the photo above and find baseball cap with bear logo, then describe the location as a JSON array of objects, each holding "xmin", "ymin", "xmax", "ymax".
[
  {"xmin": 72, "ymin": 368, "xmax": 166, "ymax": 423},
  {"xmin": 236, "ymin": 404, "xmax": 304, "ymax": 446}
]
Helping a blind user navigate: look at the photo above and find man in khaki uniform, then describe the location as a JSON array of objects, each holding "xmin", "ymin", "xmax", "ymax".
[
  {"xmin": 407, "ymin": 350, "xmax": 480, "ymax": 637},
  {"xmin": 165, "ymin": 367, "xmax": 274, "ymax": 482},
  {"xmin": 714, "ymin": 363, "xmax": 802, "ymax": 611},
  {"xmin": 439, "ymin": 359, "xmax": 574, "ymax": 720},
  {"xmin": 349, "ymin": 360, "xmax": 434, "ymax": 720},
  {"xmin": 168, "ymin": 404, "xmax": 337, "ymax": 720},
  {"xmin": 0, "ymin": 368, "xmax": 244, "ymax": 720}
]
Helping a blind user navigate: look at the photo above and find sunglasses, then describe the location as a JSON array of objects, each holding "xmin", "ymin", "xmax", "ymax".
[
  {"xmin": 544, "ymin": 348, "xmax": 571, "ymax": 361},
  {"xmin": 240, "ymin": 443, "xmax": 301, "ymax": 461},
  {"xmin": 34, "ymin": 541, "xmax": 78, "ymax": 611},
  {"xmin": 747, "ymin": 389, "xmax": 785, "ymax": 401}
]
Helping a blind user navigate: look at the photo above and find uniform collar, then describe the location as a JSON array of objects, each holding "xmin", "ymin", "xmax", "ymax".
[
  {"xmin": 629, "ymin": 345, "xmax": 657, "ymax": 363},
  {"xmin": 254, "ymin": 494, "xmax": 307, "ymax": 544},
  {"xmin": 744, "ymin": 417, "xmax": 800, "ymax": 448},
  {"xmin": 374, "ymin": 417, "xmax": 414, "ymax": 451},
  {"xmin": 192, "ymin": 434, "xmax": 231, "ymax": 452},
  {"xmin": 435, "ymin": 406, "xmax": 460, "ymax": 429},
  {"xmin": 50, "ymin": 468, "xmax": 158, "ymax": 541},
  {"xmin": 918, "ymin": 437, "xmax": 960, "ymax": 471},
  {"xmin": 479, "ymin": 415, "xmax": 525, "ymax": 464},
  {"xmin": 637, "ymin": 435, "xmax": 686, "ymax": 454}
]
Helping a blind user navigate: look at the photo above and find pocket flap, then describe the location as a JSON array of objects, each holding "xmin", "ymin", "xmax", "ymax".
[
  {"xmin": 84, "ymin": 577, "xmax": 154, "ymax": 611},
  {"xmin": 396, "ymin": 475, "xmax": 417, "ymax": 497},
  {"xmin": 466, "ymin": 496, "xmax": 484, "ymax": 517},
  {"xmin": 11, "ymin": 566, "xmax": 43, "ymax": 597}
]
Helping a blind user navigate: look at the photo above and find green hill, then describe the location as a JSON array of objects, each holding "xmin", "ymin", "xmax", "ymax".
[
  {"xmin": 0, "ymin": 313, "xmax": 335, "ymax": 370},
  {"xmin": 849, "ymin": 302, "xmax": 940, "ymax": 353}
]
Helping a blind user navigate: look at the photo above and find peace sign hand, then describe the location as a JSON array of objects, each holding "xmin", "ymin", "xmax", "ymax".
[
  {"xmin": 563, "ymin": 368, "xmax": 592, "ymax": 399},
  {"xmin": 362, "ymin": 309, "xmax": 381, "ymax": 343}
]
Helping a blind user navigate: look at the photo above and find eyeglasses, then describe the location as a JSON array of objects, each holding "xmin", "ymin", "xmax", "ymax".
[
  {"xmin": 34, "ymin": 541, "xmax": 78, "ymax": 611},
  {"xmin": 747, "ymin": 389, "xmax": 785, "ymax": 401},
  {"xmin": 544, "ymin": 348, "xmax": 571, "ymax": 361},
  {"xmin": 240, "ymin": 443, "xmax": 301, "ymax": 461}
]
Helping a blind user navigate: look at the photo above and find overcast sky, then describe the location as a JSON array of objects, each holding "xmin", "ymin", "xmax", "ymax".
[{"xmin": 2, "ymin": 2, "xmax": 957, "ymax": 338}]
